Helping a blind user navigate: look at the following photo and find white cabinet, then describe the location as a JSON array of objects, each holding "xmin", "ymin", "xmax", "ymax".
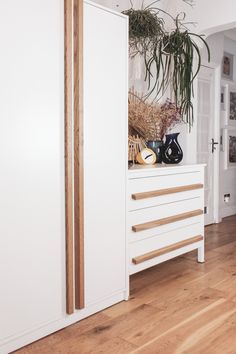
[
  {"xmin": 127, "ymin": 165, "xmax": 205, "ymax": 276},
  {"xmin": 0, "ymin": 1, "xmax": 128, "ymax": 353}
]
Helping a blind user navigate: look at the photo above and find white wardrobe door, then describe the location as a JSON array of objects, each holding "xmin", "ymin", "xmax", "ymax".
[
  {"xmin": 0, "ymin": 0, "xmax": 65, "ymax": 342},
  {"xmin": 84, "ymin": 2, "xmax": 128, "ymax": 306}
]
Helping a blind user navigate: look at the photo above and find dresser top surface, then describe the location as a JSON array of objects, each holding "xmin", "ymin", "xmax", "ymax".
[
  {"xmin": 129, "ymin": 163, "xmax": 206, "ymax": 171},
  {"xmin": 128, "ymin": 163, "xmax": 206, "ymax": 178}
]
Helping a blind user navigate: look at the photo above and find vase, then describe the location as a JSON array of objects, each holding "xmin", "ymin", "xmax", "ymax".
[
  {"xmin": 162, "ymin": 133, "xmax": 183, "ymax": 164},
  {"xmin": 146, "ymin": 140, "xmax": 163, "ymax": 163}
]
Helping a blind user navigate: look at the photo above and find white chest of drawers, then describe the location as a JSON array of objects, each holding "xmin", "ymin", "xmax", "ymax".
[{"xmin": 127, "ymin": 164, "xmax": 205, "ymax": 276}]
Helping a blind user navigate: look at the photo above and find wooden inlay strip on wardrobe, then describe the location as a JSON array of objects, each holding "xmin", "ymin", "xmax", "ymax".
[
  {"xmin": 131, "ymin": 184, "xmax": 203, "ymax": 200},
  {"xmin": 65, "ymin": 0, "xmax": 74, "ymax": 315},
  {"xmin": 74, "ymin": 0, "xmax": 85, "ymax": 310},
  {"xmin": 132, "ymin": 235, "xmax": 204, "ymax": 264},
  {"xmin": 132, "ymin": 209, "xmax": 203, "ymax": 232}
]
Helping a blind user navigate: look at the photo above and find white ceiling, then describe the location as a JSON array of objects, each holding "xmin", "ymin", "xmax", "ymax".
[{"xmin": 224, "ymin": 29, "xmax": 236, "ymax": 41}]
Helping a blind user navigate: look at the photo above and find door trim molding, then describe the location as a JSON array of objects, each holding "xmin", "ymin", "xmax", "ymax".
[
  {"xmin": 197, "ymin": 64, "xmax": 221, "ymax": 225},
  {"xmin": 213, "ymin": 64, "xmax": 221, "ymax": 223}
]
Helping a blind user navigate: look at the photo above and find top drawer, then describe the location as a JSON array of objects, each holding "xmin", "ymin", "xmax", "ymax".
[{"xmin": 128, "ymin": 169, "xmax": 204, "ymax": 211}]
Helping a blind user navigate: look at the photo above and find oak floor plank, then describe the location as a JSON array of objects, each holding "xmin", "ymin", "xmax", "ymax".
[
  {"xmin": 130, "ymin": 256, "xmax": 204, "ymax": 293},
  {"xmin": 211, "ymin": 240, "xmax": 236, "ymax": 254},
  {"xmin": 47, "ymin": 304, "xmax": 158, "ymax": 354},
  {"xmin": 122, "ymin": 288, "xmax": 225, "ymax": 347},
  {"xmin": 12, "ymin": 312, "xmax": 111, "ymax": 354},
  {"xmin": 212, "ymin": 276, "xmax": 236, "ymax": 302},
  {"xmin": 183, "ymin": 268, "xmax": 232, "ymax": 290},
  {"xmin": 103, "ymin": 269, "xmax": 203, "ymax": 318},
  {"xmin": 88, "ymin": 337, "xmax": 137, "ymax": 354},
  {"xmin": 182, "ymin": 249, "xmax": 236, "ymax": 273},
  {"xmin": 185, "ymin": 311, "xmax": 236, "ymax": 354},
  {"xmin": 131, "ymin": 299, "xmax": 236, "ymax": 354}
]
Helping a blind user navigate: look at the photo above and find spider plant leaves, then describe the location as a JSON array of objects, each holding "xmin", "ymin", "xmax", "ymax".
[{"xmin": 123, "ymin": 5, "xmax": 210, "ymax": 129}]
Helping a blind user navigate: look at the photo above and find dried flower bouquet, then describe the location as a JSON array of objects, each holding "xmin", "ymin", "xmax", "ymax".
[{"xmin": 128, "ymin": 92, "xmax": 182, "ymax": 141}]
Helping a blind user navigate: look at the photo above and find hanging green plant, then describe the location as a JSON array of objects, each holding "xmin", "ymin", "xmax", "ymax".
[
  {"xmin": 122, "ymin": 5, "xmax": 164, "ymax": 57},
  {"xmin": 123, "ymin": 2, "xmax": 210, "ymax": 129},
  {"xmin": 160, "ymin": 13, "xmax": 210, "ymax": 127},
  {"xmin": 123, "ymin": 1, "xmax": 167, "ymax": 105}
]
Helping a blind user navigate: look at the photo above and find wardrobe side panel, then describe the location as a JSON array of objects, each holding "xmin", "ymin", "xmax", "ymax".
[{"xmin": 84, "ymin": 3, "xmax": 128, "ymax": 306}]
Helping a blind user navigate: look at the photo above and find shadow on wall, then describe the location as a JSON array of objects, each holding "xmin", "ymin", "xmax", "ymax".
[{"xmin": 91, "ymin": 0, "xmax": 167, "ymax": 13}]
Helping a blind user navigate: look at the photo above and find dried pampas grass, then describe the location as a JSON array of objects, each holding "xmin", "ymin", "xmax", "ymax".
[{"xmin": 129, "ymin": 92, "xmax": 182, "ymax": 141}]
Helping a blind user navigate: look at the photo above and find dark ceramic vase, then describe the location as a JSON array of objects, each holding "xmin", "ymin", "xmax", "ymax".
[
  {"xmin": 162, "ymin": 133, "xmax": 183, "ymax": 164},
  {"xmin": 146, "ymin": 140, "xmax": 163, "ymax": 163}
]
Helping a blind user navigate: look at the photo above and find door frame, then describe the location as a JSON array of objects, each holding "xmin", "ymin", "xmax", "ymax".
[
  {"xmin": 213, "ymin": 63, "xmax": 222, "ymax": 224},
  {"xmin": 197, "ymin": 61, "xmax": 222, "ymax": 224}
]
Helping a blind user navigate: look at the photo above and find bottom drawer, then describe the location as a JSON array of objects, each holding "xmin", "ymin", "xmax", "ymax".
[{"xmin": 129, "ymin": 223, "xmax": 204, "ymax": 275}]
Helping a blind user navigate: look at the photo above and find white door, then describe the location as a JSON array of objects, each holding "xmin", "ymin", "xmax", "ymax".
[
  {"xmin": 197, "ymin": 66, "xmax": 216, "ymax": 225},
  {"xmin": 0, "ymin": 0, "xmax": 64, "ymax": 344}
]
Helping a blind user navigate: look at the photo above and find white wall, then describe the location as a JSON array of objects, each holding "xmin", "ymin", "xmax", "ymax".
[
  {"xmin": 92, "ymin": 0, "xmax": 169, "ymax": 11},
  {"xmin": 91, "ymin": 0, "xmax": 128, "ymax": 11},
  {"xmin": 167, "ymin": 0, "xmax": 236, "ymax": 35},
  {"xmin": 201, "ymin": 33, "xmax": 224, "ymax": 64}
]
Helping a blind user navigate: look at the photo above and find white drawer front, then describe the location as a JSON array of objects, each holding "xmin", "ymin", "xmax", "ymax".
[
  {"xmin": 128, "ymin": 171, "xmax": 204, "ymax": 211},
  {"xmin": 128, "ymin": 197, "xmax": 203, "ymax": 239},
  {"xmin": 129, "ymin": 223, "xmax": 204, "ymax": 274}
]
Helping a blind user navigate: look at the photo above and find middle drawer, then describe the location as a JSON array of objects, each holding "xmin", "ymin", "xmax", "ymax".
[{"xmin": 128, "ymin": 196, "xmax": 203, "ymax": 241}]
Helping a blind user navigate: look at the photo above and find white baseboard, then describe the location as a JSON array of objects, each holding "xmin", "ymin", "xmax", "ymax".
[{"xmin": 221, "ymin": 205, "xmax": 236, "ymax": 219}]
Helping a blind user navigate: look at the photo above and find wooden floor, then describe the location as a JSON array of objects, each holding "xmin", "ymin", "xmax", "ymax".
[{"xmin": 15, "ymin": 216, "xmax": 236, "ymax": 354}]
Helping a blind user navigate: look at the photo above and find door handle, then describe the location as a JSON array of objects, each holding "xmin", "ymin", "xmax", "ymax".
[{"xmin": 211, "ymin": 138, "xmax": 218, "ymax": 153}]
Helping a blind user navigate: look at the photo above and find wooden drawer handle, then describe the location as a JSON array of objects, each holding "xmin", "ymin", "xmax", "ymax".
[
  {"xmin": 132, "ymin": 235, "xmax": 204, "ymax": 264},
  {"xmin": 132, "ymin": 209, "xmax": 203, "ymax": 232},
  {"xmin": 131, "ymin": 184, "xmax": 203, "ymax": 200}
]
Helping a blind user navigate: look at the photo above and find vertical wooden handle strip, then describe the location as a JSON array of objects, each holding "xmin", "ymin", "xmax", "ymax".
[
  {"xmin": 74, "ymin": 0, "xmax": 85, "ymax": 310},
  {"xmin": 65, "ymin": 0, "xmax": 74, "ymax": 315}
]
